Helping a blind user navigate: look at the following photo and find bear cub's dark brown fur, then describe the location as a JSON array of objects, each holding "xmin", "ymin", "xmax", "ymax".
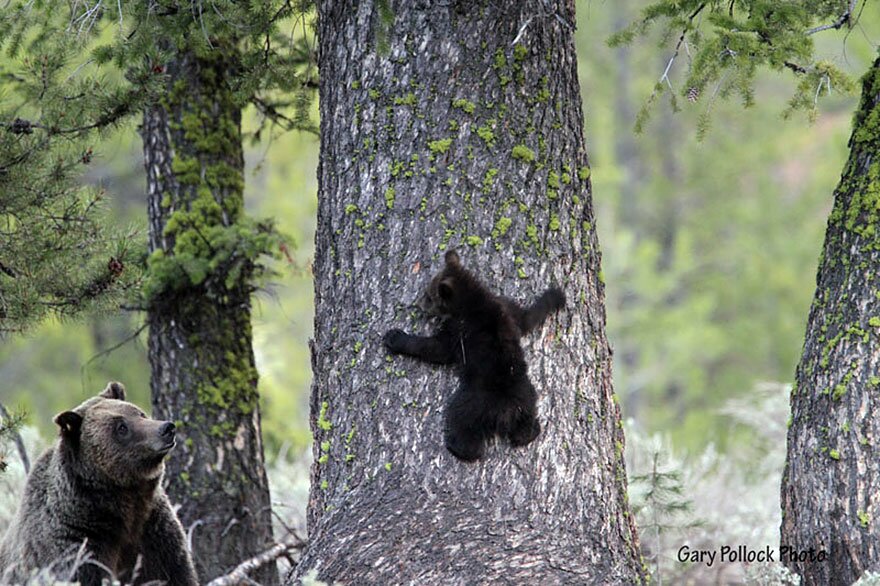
[
  {"xmin": 0, "ymin": 382, "xmax": 198, "ymax": 586},
  {"xmin": 384, "ymin": 250, "xmax": 565, "ymax": 461}
]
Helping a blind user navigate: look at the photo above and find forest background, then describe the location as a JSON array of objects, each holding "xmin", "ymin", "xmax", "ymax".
[{"xmin": 1, "ymin": 0, "xmax": 878, "ymax": 582}]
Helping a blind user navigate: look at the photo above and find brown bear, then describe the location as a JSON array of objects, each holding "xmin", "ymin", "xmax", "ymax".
[{"xmin": 0, "ymin": 382, "xmax": 198, "ymax": 586}]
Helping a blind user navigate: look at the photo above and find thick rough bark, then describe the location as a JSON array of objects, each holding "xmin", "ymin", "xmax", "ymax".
[
  {"xmin": 141, "ymin": 47, "xmax": 278, "ymax": 584},
  {"xmin": 781, "ymin": 58, "xmax": 880, "ymax": 586},
  {"xmin": 290, "ymin": 1, "xmax": 644, "ymax": 584}
]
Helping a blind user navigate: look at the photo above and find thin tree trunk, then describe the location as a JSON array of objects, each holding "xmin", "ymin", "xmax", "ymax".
[
  {"xmin": 611, "ymin": 2, "xmax": 644, "ymax": 424},
  {"xmin": 141, "ymin": 45, "xmax": 278, "ymax": 584},
  {"xmin": 290, "ymin": 1, "xmax": 644, "ymax": 583},
  {"xmin": 613, "ymin": 0, "xmax": 642, "ymax": 231},
  {"xmin": 781, "ymin": 58, "xmax": 880, "ymax": 585}
]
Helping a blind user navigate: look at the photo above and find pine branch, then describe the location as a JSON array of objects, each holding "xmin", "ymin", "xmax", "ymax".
[
  {"xmin": 784, "ymin": 61, "xmax": 809, "ymax": 75},
  {"xmin": 658, "ymin": 3, "xmax": 706, "ymax": 88},
  {"xmin": 806, "ymin": 0, "xmax": 858, "ymax": 35},
  {"xmin": 1, "ymin": 101, "xmax": 131, "ymax": 138}
]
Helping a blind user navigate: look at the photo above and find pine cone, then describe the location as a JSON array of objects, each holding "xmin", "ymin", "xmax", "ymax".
[
  {"xmin": 108, "ymin": 257, "xmax": 124, "ymax": 278},
  {"xmin": 10, "ymin": 118, "xmax": 34, "ymax": 135}
]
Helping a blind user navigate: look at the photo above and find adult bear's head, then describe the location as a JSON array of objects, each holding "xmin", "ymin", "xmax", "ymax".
[{"xmin": 53, "ymin": 382, "xmax": 177, "ymax": 488}]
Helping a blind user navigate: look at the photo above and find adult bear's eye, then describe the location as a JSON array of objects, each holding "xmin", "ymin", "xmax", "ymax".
[{"xmin": 116, "ymin": 421, "xmax": 129, "ymax": 438}]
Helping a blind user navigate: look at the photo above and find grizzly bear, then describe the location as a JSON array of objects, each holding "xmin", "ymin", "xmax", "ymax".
[
  {"xmin": 0, "ymin": 382, "xmax": 198, "ymax": 586},
  {"xmin": 383, "ymin": 250, "xmax": 565, "ymax": 461}
]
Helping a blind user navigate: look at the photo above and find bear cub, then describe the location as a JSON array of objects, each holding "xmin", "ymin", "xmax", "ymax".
[
  {"xmin": 0, "ymin": 382, "xmax": 198, "ymax": 586},
  {"xmin": 384, "ymin": 250, "xmax": 565, "ymax": 461}
]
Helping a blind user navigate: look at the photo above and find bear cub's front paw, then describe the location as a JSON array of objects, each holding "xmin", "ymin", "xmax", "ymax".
[
  {"xmin": 546, "ymin": 287, "xmax": 566, "ymax": 312},
  {"xmin": 383, "ymin": 329, "xmax": 407, "ymax": 353}
]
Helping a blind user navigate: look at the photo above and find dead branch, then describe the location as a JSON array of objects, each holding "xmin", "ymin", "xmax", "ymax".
[
  {"xmin": 205, "ymin": 538, "xmax": 306, "ymax": 586},
  {"xmin": 806, "ymin": 0, "xmax": 858, "ymax": 35}
]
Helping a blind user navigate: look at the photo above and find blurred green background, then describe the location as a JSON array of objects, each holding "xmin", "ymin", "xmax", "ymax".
[{"xmin": 0, "ymin": 0, "xmax": 875, "ymax": 458}]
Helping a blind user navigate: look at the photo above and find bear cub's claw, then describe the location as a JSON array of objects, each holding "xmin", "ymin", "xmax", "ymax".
[{"xmin": 383, "ymin": 328, "xmax": 407, "ymax": 353}]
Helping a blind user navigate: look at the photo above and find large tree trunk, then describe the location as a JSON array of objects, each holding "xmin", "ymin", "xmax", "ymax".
[
  {"xmin": 141, "ymin": 44, "xmax": 278, "ymax": 584},
  {"xmin": 289, "ymin": 1, "xmax": 644, "ymax": 583},
  {"xmin": 781, "ymin": 58, "xmax": 880, "ymax": 585}
]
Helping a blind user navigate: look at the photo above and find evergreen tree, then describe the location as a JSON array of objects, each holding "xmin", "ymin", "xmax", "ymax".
[
  {"xmin": 614, "ymin": 2, "xmax": 879, "ymax": 583},
  {"xmin": 1, "ymin": 1, "xmax": 316, "ymax": 580},
  {"xmin": 781, "ymin": 56, "xmax": 880, "ymax": 586},
  {"xmin": 631, "ymin": 448, "xmax": 699, "ymax": 583},
  {"xmin": 0, "ymin": 24, "xmax": 143, "ymax": 335},
  {"xmin": 289, "ymin": 1, "xmax": 644, "ymax": 583}
]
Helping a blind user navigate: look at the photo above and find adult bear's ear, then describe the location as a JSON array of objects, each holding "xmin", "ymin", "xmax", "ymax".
[
  {"xmin": 99, "ymin": 381, "xmax": 126, "ymax": 401},
  {"xmin": 438, "ymin": 278, "xmax": 455, "ymax": 301},
  {"xmin": 54, "ymin": 411, "xmax": 83, "ymax": 440},
  {"xmin": 444, "ymin": 250, "xmax": 460, "ymax": 266}
]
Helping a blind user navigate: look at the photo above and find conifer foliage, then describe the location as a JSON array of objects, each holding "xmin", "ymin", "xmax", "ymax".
[
  {"xmin": 0, "ymin": 23, "xmax": 145, "ymax": 334},
  {"xmin": 611, "ymin": 0, "xmax": 859, "ymax": 135},
  {"xmin": 0, "ymin": 1, "xmax": 316, "ymax": 331}
]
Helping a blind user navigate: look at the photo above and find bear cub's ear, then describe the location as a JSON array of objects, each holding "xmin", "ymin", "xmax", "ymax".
[
  {"xmin": 54, "ymin": 411, "xmax": 83, "ymax": 438},
  {"xmin": 438, "ymin": 277, "xmax": 456, "ymax": 301},
  {"xmin": 99, "ymin": 381, "xmax": 126, "ymax": 401}
]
